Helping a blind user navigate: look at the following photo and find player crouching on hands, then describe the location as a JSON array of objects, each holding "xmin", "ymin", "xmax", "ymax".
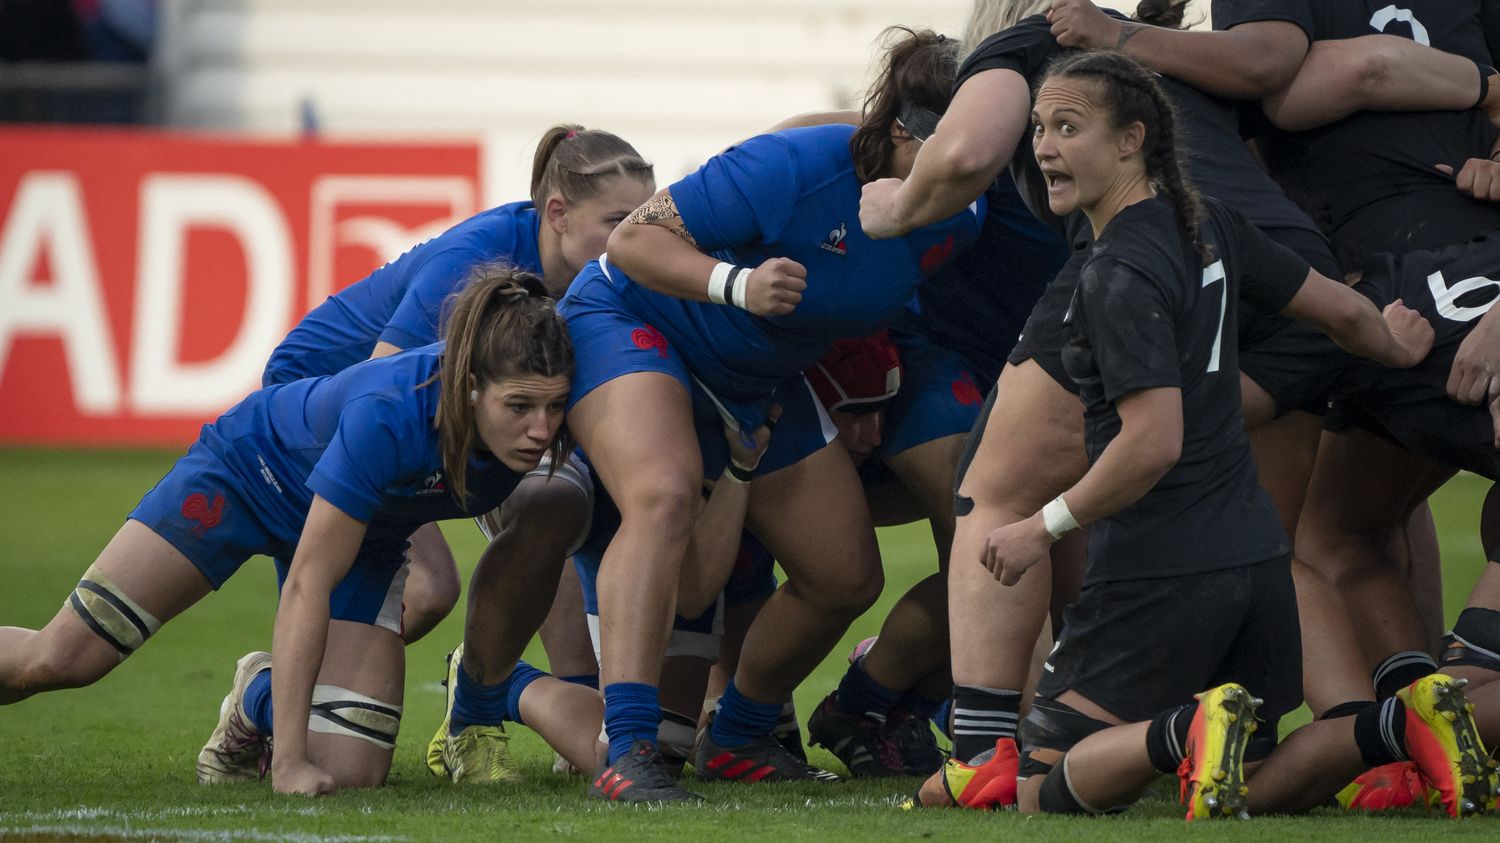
[{"xmin": 0, "ymin": 265, "xmax": 575, "ymax": 796}]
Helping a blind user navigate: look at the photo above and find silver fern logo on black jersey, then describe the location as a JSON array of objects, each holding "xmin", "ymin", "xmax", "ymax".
[{"xmin": 820, "ymin": 222, "xmax": 848, "ymax": 255}]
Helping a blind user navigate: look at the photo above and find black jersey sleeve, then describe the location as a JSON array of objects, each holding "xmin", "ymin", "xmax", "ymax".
[
  {"xmin": 1076, "ymin": 256, "xmax": 1184, "ymax": 404},
  {"xmin": 1211, "ymin": 0, "xmax": 1314, "ymax": 39},
  {"xmin": 1484, "ymin": 0, "xmax": 1500, "ymax": 63},
  {"xmin": 955, "ymin": 15, "xmax": 1056, "ymax": 92},
  {"xmin": 1226, "ymin": 208, "xmax": 1312, "ymax": 312}
]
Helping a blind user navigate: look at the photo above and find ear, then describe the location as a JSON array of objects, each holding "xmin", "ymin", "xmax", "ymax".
[
  {"xmin": 889, "ymin": 119, "xmax": 913, "ymax": 144},
  {"xmin": 543, "ymin": 194, "xmax": 568, "ymax": 235},
  {"xmin": 467, "ymin": 372, "xmax": 478, "ymax": 403},
  {"xmin": 1117, "ymin": 120, "xmax": 1146, "ymax": 160}
]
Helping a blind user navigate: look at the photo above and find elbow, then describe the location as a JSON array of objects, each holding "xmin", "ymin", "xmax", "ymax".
[
  {"xmin": 933, "ymin": 138, "xmax": 1005, "ymax": 191},
  {"xmin": 1144, "ymin": 439, "xmax": 1182, "ymax": 481},
  {"xmin": 606, "ymin": 222, "xmax": 642, "ymax": 268}
]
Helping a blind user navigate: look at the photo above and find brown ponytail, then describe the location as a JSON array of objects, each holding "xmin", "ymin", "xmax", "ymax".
[
  {"xmin": 431, "ymin": 262, "xmax": 574, "ymax": 505},
  {"xmin": 851, "ymin": 26, "xmax": 961, "ymax": 183},
  {"xmin": 530, "ymin": 124, "xmax": 654, "ymax": 208},
  {"xmin": 1040, "ymin": 50, "xmax": 1209, "ymax": 262}
]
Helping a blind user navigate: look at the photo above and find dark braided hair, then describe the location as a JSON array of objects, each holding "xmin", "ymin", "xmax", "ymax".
[{"xmin": 1039, "ymin": 50, "xmax": 1209, "ymax": 262}]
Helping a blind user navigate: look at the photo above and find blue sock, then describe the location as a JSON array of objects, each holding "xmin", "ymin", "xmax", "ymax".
[
  {"xmin": 450, "ymin": 660, "xmax": 548, "ymax": 734},
  {"xmin": 899, "ymin": 687, "xmax": 945, "ymax": 721},
  {"xmin": 710, "ymin": 680, "xmax": 782, "ymax": 748},
  {"xmin": 560, "ymin": 673, "xmax": 600, "ymax": 690},
  {"xmin": 930, "ymin": 697, "xmax": 954, "ymax": 738},
  {"xmin": 603, "ymin": 682, "xmax": 661, "ymax": 765},
  {"xmin": 243, "ymin": 668, "xmax": 273, "ymax": 735},
  {"xmin": 835, "ymin": 657, "xmax": 900, "ymax": 719},
  {"xmin": 502, "ymin": 661, "xmax": 548, "ymax": 727}
]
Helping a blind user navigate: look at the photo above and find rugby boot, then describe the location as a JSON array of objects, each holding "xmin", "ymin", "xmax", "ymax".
[
  {"xmin": 426, "ymin": 642, "xmax": 521, "ymax": 783},
  {"xmin": 197, "ymin": 651, "xmax": 273, "ymax": 784},
  {"xmin": 1335, "ymin": 761, "xmax": 1431, "ymax": 812},
  {"xmin": 425, "ymin": 643, "xmax": 460, "ymax": 776},
  {"xmin": 806, "ymin": 692, "xmax": 904, "ymax": 778},
  {"xmin": 590, "ymin": 740, "xmax": 704, "ymax": 802},
  {"xmin": 697, "ymin": 712, "xmax": 841, "ymax": 783},
  {"xmin": 444, "ymin": 724, "xmax": 521, "ymax": 784},
  {"xmin": 903, "ymin": 737, "xmax": 1019, "ymax": 809},
  {"xmin": 884, "ymin": 705, "xmax": 948, "ymax": 777},
  {"xmin": 1178, "ymin": 683, "xmax": 1259, "ymax": 820},
  {"xmin": 1397, "ymin": 673, "xmax": 1499, "ymax": 817}
]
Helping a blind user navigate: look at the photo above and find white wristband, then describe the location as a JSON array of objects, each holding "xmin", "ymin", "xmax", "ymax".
[
  {"xmin": 1041, "ymin": 495, "xmax": 1078, "ymax": 540},
  {"xmin": 708, "ymin": 262, "xmax": 735, "ymax": 305},
  {"xmin": 730, "ymin": 267, "xmax": 752, "ymax": 310}
]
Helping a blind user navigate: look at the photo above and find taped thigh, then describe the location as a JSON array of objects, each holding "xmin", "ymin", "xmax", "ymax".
[
  {"xmin": 1017, "ymin": 696, "xmax": 1112, "ymax": 779},
  {"xmin": 308, "ymin": 684, "xmax": 402, "ymax": 750},
  {"xmin": 66, "ymin": 563, "xmax": 162, "ymax": 661}
]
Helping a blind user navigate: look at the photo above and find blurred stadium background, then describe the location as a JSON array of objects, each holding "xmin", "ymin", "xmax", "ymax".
[{"xmin": 2, "ymin": 0, "xmax": 1142, "ymax": 447}]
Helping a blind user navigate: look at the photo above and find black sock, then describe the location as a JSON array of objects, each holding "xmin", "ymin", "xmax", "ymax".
[
  {"xmin": 1352, "ymin": 698, "xmax": 1408, "ymax": 767},
  {"xmin": 1372, "ymin": 651, "xmax": 1437, "ymax": 700},
  {"xmin": 951, "ymin": 685, "xmax": 1021, "ymax": 763},
  {"xmin": 1144, "ymin": 702, "xmax": 1196, "ymax": 775}
]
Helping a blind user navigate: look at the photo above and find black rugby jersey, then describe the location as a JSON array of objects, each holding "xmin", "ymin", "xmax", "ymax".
[
  {"xmin": 955, "ymin": 11, "xmax": 1324, "ymax": 242},
  {"xmin": 1063, "ymin": 196, "xmax": 1302, "ymax": 584},
  {"xmin": 1215, "ymin": 0, "xmax": 1500, "ymax": 258},
  {"xmin": 1339, "ymin": 232, "xmax": 1500, "ymax": 478}
]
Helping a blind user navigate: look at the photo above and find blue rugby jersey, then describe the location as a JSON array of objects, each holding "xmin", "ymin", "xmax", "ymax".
[
  {"xmin": 263, "ymin": 202, "xmax": 541, "ymax": 384},
  {"xmin": 617, "ymin": 125, "xmax": 983, "ymax": 400},
  {"xmin": 214, "ymin": 344, "xmax": 524, "ymax": 551}
]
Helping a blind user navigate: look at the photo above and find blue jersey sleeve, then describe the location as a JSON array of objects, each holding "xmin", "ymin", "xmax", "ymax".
[
  {"xmin": 379, "ymin": 249, "xmax": 488, "ymax": 351},
  {"xmin": 305, "ymin": 394, "xmax": 417, "ymax": 522},
  {"xmin": 671, "ymin": 133, "xmax": 803, "ymax": 252}
]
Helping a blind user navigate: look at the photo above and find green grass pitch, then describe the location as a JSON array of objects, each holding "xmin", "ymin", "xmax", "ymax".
[{"xmin": 0, "ymin": 447, "xmax": 1497, "ymax": 841}]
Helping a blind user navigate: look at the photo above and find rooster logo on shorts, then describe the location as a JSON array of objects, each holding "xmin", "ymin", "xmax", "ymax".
[
  {"xmin": 182, "ymin": 493, "xmax": 226, "ymax": 537},
  {"xmin": 631, "ymin": 325, "xmax": 669, "ymax": 358}
]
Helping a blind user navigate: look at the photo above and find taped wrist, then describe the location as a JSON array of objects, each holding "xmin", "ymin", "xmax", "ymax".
[
  {"xmin": 708, "ymin": 262, "xmax": 753, "ymax": 309},
  {"xmin": 67, "ymin": 563, "xmax": 162, "ymax": 661},
  {"xmin": 1477, "ymin": 61, "xmax": 1496, "ymax": 110}
]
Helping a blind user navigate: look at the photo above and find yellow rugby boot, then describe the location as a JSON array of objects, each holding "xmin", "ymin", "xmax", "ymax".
[
  {"xmin": 902, "ymin": 738, "xmax": 1018, "ymax": 810},
  {"xmin": 1178, "ymin": 683, "xmax": 1259, "ymax": 820},
  {"xmin": 1397, "ymin": 674, "xmax": 1499, "ymax": 818}
]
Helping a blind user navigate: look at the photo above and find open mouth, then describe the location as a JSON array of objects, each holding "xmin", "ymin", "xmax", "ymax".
[{"xmin": 1043, "ymin": 170, "xmax": 1073, "ymax": 192}]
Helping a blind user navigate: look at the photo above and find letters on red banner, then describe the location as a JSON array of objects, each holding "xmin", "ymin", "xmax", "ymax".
[{"xmin": 0, "ymin": 128, "xmax": 480, "ymax": 446}]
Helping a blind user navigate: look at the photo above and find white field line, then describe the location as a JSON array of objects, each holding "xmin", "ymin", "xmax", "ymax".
[
  {"xmin": 0, "ymin": 825, "xmax": 404, "ymax": 843},
  {"xmin": 2, "ymin": 806, "xmax": 324, "ymax": 822}
]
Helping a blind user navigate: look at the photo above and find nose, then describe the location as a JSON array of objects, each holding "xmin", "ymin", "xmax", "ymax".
[
  {"xmin": 1034, "ymin": 129, "xmax": 1056, "ymax": 161},
  {"xmin": 528, "ymin": 408, "xmax": 556, "ymax": 442},
  {"xmin": 862, "ymin": 415, "xmax": 883, "ymax": 447}
]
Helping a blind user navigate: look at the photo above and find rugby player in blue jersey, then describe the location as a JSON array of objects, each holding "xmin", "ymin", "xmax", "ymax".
[
  {"xmin": 262, "ymin": 125, "xmax": 653, "ymax": 648},
  {"xmin": 0, "ymin": 268, "xmax": 599, "ymax": 795},
  {"xmin": 559, "ymin": 28, "xmax": 983, "ymax": 801}
]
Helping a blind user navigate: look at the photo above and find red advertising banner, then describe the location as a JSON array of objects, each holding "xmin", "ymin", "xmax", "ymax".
[{"xmin": 0, "ymin": 127, "xmax": 481, "ymax": 446}]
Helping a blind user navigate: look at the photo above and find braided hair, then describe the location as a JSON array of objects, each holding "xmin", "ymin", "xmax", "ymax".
[{"xmin": 1040, "ymin": 50, "xmax": 1209, "ymax": 262}]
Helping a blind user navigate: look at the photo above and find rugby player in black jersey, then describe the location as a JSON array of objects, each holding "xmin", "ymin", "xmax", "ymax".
[
  {"xmin": 994, "ymin": 49, "xmax": 1499, "ymax": 820},
  {"xmin": 860, "ymin": 0, "xmax": 1432, "ymax": 807}
]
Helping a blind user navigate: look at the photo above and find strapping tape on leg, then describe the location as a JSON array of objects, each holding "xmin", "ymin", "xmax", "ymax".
[
  {"xmin": 1018, "ymin": 696, "xmax": 1112, "ymax": 778},
  {"xmin": 1441, "ymin": 608, "xmax": 1500, "ymax": 672},
  {"xmin": 65, "ymin": 564, "xmax": 161, "ymax": 661},
  {"xmin": 308, "ymin": 685, "xmax": 402, "ymax": 750}
]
